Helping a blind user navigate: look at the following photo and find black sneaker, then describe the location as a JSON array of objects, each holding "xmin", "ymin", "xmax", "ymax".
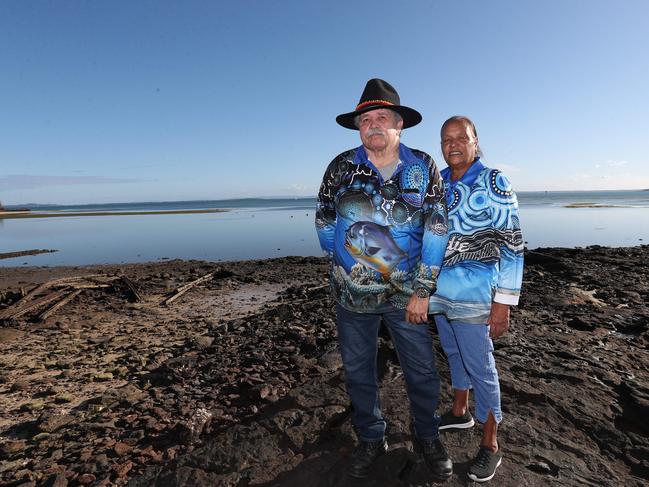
[
  {"xmin": 468, "ymin": 447, "xmax": 502, "ymax": 482},
  {"xmin": 347, "ymin": 438, "xmax": 388, "ymax": 478},
  {"xmin": 413, "ymin": 436, "xmax": 453, "ymax": 480},
  {"xmin": 438, "ymin": 410, "xmax": 475, "ymax": 431}
]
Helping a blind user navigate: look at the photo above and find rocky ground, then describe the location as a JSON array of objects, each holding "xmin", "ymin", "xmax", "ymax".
[{"xmin": 0, "ymin": 247, "xmax": 648, "ymax": 486}]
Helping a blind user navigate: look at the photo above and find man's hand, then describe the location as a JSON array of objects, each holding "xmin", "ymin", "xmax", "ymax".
[
  {"xmin": 487, "ymin": 302, "xmax": 510, "ymax": 338},
  {"xmin": 405, "ymin": 295, "xmax": 430, "ymax": 324}
]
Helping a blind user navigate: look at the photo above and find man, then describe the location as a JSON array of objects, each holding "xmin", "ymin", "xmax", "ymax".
[
  {"xmin": 315, "ymin": 79, "xmax": 452, "ymax": 479},
  {"xmin": 430, "ymin": 116, "xmax": 524, "ymax": 482}
]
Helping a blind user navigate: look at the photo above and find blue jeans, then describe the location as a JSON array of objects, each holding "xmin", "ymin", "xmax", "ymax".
[
  {"xmin": 336, "ymin": 304, "xmax": 441, "ymax": 442},
  {"xmin": 434, "ymin": 314, "xmax": 502, "ymax": 423}
]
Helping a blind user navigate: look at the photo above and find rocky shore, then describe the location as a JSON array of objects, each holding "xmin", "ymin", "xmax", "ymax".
[{"xmin": 0, "ymin": 246, "xmax": 648, "ymax": 486}]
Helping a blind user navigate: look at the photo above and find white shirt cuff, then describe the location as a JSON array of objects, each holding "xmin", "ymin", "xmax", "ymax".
[{"xmin": 494, "ymin": 292, "xmax": 519, "ymax": 306}]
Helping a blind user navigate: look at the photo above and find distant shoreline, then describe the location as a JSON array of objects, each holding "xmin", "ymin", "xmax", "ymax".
[
  {"xmin": 0, "ymin": 208, "xmax": 229, "ymax": 219},
  {"xmin": 0, "ymin": 249, "xmax": 57, "ymax": 260},
  {"xmin": 563, "ymin": 203, "xmax": 630, "ymax": 208}
]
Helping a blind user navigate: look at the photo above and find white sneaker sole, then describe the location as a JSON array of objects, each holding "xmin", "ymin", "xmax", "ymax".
[
  {"xmin": 438, "ymin": 418, "xmax": 475, "ymax": 430},
  {"xmin": 467, "ymin": 456, "xmax": 502, "ymax": 482}
]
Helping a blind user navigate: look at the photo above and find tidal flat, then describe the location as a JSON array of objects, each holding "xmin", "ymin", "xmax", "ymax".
[{"xmin": 0, "ymin": 247, "xmax": 648, "ymax": 486}]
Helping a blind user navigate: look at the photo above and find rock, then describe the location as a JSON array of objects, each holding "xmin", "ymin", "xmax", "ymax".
[
  {"xmin": 94, "ymin": 453, "xmax": 109, "ymax": 466},
  {"xmin": 113, "ymin": 460, "xmax": 134, "ymax": 478},
  {"xmin": 92, "ymin": 372, "xmax": 114, "ymax": 381},
  {"xmin": 567, "ymin": 285, "xmax": 606, "ymax": 306},
  {"xmin": 0, "ymin": 327, "xmax": 25, "ymax": 343},
  {"xmin": 527, "ymin": 461, "xmax": 558, "ymax": 476},
  {"xmin": 0, "ymin": 458, "xmax": 24, "ymax": 473},
  {"xmin": 77, "ymin": 473, "xmax": 96, "ymax": 485},
  {"xmin": 32, "ymin": 432, "xmax": 51, "ymax": 442},
  {"xmin": 100, "ymin": 383, "xmax": 148, "ymax": 406},
  {"xmin": 190, "ymin": 335, "xmax": 214, "ymax": 349},
  {"xmin": 11, "ymin": 379, "xmax": 31, "ymax": 391},
  {"xmin": 114, "ymin": 442, "xmax": 133, "ymax": 457},
  {"xmin": 177, "ymin": 422, "xmax": 295, "ymax": 484},
  {"xmin": 38, "ymin": 412, "xmax": 75, "ymax": 433},
  {"xmin": 43, "ymin": 473, "xmax": 68, "ymax": 487},
  {"xmin": 49, "ymin": 449, "xmax": 63, "ymax": 461},
  {"xmin": 317, "ymin": 350, "xmax": 343, "ymax": 372},
  {"xmin": 149, "ymin": 466, "xmax": 240, "ymax": 487},
  {"xmin": 0, "ymin": 439, "xmax": 27, "ymax": 457},
  {"xmin": 171, "ymin": 408, "xmax": 213, "ymax": 445},
  {"xmin": 54, "ymin": 393, "xmax": 73, "ymax": 404},
  {"xmin": 139, "ymin": 446, "xmax": 163, "ymax": 463}
]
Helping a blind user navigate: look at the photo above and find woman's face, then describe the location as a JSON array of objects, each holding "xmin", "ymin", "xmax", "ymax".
[{"xmin": 441, "ymin": 120, "xmax": 478, "ymax": 176}]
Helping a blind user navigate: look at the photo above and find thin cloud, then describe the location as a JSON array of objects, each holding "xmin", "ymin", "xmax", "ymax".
[
  {"xmin": 0, "ymin": 174, "xmax": 147, "ymax": 191},
  {"xmin": 606, "ymin": 160, "xmax": 629, "ymax": 167},
  {"xmin": 288, "ymin": 183, "xmax": 316, "ymax": 195},
  {"xmin": 595, "ymin": 160, "xmax": 630, "ymax": 168}
]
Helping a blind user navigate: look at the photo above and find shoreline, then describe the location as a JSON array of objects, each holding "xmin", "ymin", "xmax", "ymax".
[
  {"xmin": 0, "ymin": 208, "xmax": 229, "ymax": 219},
  {"xmin": 1, "ymin": 248, "xmax": 648, "ymax": 486},
  {"xmin": 1, "ymin": 243, "xmax": 648, "ymax": 269},
  {"xmin": 0, "ymin": 249, "xmax": 58, "ymax": 261}
]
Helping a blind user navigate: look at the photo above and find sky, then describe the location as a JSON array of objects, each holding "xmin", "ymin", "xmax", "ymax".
[{"xmin": 1, "ymin": 0, "xmax": 648, "ymax": 205}]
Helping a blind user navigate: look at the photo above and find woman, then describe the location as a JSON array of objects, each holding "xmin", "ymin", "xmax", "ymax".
[{"xmin": 429, "ymin": 116, "xmax": 524, "ymax": 483}]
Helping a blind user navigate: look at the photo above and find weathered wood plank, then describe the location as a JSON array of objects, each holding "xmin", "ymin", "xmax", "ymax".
[{"xmin": 162, "ymin": 272, "xmax": 214, "ymax": 305}]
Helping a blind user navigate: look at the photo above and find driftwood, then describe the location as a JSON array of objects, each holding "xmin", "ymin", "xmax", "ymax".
[
  {"xmin": 39, "ymin": 289, "xmax": 83, "ymax": 320},
  {"xmin": 0, "ymin": 274, "xmax": 122, "ymax": 322},
  {"xmin": 0, "ymin": 288, "xmax": 71, "ymax": 320},
  {"xmin": 17, "ymin": 274, "xmax": 104, "ymax": 304},
  {"xmin": 162, "ymin": 272, "xmax": 214, "ymax": 305},
  {"xmin": 120, "ymin": 276, "xmax": 143, "ymax": 302},
  {"xmin": 68, "ymin": 283, "xmax": 112, "ymax": 290},
  {"xmin": 306, "ymin": 284, "xmax": 329, "ymax": 294}
]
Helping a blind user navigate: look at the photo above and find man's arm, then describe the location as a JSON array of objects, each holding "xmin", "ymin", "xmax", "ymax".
[
  {"xmin": 416, "ymin": 156, "xmax": 449, "ymax": 294},
  {"xmin": 315, "ymin": 161, "xmax": 338, "ymax": 256},
  {"xmin": 406, "ymin": 156, "xmax": 449, "ymax": 323}
]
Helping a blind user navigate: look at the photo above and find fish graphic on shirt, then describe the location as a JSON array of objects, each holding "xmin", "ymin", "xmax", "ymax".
[{"xmin": 344, "ymin": 221, "xmax": 407, "ymax": 277}]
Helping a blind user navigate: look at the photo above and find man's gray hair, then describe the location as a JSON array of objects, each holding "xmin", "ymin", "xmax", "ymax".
[
  {"xmin": 354, "ymin": 109, "xmax": 403, "ymax": 129},
  {"xmin": 441, "ymin": 115, "xmax": 483, "ymax": 157}
]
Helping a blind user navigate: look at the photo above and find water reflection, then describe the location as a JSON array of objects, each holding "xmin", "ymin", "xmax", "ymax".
[{"xmin": 1, "ymin": 206, "xmax": 647, "ymax": 267}]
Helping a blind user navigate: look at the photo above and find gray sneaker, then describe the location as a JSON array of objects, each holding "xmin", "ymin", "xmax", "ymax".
[
  {"xmin": 468, "ymin": 447, "xmax": 503, "ymax": 482},
  {"xmin": 438, "ymin": 410, "xmax": 475, "ymax": 431}
]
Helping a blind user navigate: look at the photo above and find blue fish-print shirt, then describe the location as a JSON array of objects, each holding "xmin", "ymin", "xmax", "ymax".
[
  {"xmin": 316, "ymin": 143, "xmax": 449, "ymax": 313},
  {"xmin": 429, "ymin": 159, "xmax": 524, "ymax": 324}
]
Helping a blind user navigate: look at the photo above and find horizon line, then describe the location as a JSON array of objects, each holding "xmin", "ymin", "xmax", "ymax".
[{"xmin": 3, "ymin": 187, "xmax": 648, "ymax": 208}]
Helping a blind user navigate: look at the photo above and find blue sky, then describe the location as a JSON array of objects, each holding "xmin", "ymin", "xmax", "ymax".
[{"xmin": 1, "ymin": 0, "xmax": 648, "ymax": 205}]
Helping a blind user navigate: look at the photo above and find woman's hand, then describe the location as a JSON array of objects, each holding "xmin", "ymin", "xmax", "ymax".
[{"xmin": 487, "ymin": 302, "xmax": 510, "ymax": 338}]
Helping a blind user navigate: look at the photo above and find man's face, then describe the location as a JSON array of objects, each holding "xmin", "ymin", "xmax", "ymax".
[
  {"xmin": 358, "ymin": 109, "xmax": 403, "ymax": 153},
  {"xmin": 441, "ymin": 120, "xmax": 478, "ymax": 174}
]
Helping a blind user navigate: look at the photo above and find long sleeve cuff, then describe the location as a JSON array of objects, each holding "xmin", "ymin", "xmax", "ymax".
[{"xmin": 494, "ymin": 291, "xmax": 519, "ymax": 306}]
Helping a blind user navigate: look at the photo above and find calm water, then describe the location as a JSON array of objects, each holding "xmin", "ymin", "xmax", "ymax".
[{"xmin": 1, "ymin": 191, "xmax": 648, "ymax": 267}]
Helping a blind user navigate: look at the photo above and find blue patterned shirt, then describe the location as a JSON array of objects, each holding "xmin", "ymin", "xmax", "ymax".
[
  {"xmin": 429, "ymin": 159, "xmax": 524, "ymax": 324},
  {"xmin": 316, "ymin": 143, "xmax": 449, "ymax": 313}
]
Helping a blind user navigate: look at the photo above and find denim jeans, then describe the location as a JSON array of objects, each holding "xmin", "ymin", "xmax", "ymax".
[
  {"xmin": 336, "ymin": 303, "xmax": 441, "ymax": 442},
  {"xmin": 434, "ymin": 314, "xmax": 502, "ymax": 423}
]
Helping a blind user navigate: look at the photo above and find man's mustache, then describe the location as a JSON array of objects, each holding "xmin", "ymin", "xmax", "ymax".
[{"xmin": 365, "ymin": 129, "xmax": 386, "ymax": 137}]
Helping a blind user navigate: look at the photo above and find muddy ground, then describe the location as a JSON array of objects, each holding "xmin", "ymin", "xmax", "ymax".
[{"xmin": 0, "ymin": 247, "xmax": 648, "ymax": 486}]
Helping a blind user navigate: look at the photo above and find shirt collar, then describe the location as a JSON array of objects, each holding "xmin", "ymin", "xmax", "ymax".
[
  {"xmin": 354, "ymin": 143, "xmax": 417, "ymax": 172},
  {"xmin": 441, "ymin": 158, "xmax": 484, "ymax": 187}
]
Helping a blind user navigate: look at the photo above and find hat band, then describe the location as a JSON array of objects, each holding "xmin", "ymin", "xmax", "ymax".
[{"xmin": 355, "ymin": 99, "xmax": 395, "ymax": 111}]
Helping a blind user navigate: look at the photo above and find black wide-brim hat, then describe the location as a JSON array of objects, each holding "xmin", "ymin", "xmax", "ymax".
[{"xmin": 336, "ymin": 78, "xmax": 422, "ymax": 130}]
